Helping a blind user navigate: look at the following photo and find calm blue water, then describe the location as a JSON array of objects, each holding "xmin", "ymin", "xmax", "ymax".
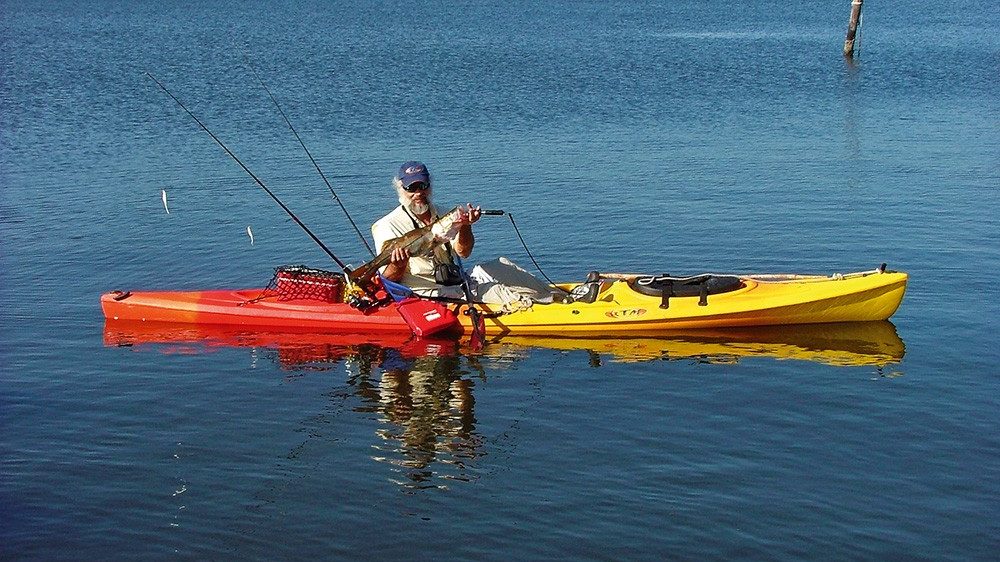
[{"xmin": 2, "ymin": 0, "xmax": 999, "ymax": 559}]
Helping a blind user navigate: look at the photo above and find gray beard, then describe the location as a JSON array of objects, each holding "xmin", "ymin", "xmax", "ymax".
[{"xmin": 399, "ymin": 195, "xmax": 430, "ymax": 216}]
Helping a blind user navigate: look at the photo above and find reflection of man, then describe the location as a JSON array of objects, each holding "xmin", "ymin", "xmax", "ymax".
[
  {"xmin": 372, "ymin": 161, "xmax": 481, "ymax": 298},
  {"xmin": 372, "ymin": 161, "xmax": 555, "ymax": 306},
  {"xmin": 374, "ymin": 349, "xmax": 481, "ymax": 487}
]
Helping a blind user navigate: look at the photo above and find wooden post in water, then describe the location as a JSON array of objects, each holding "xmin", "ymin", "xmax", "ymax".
[{"xmin": 843, "ymin": 0, "xmax": 864, "ymax": 58}]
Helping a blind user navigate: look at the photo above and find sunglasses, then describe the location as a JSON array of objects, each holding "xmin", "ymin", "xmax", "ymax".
[{"xmin": 403, "ymin": 181, "xmax": 429, "ymax": 193}]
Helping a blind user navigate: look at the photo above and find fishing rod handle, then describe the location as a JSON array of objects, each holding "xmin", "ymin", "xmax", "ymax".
[{"xmin": 480, "ymin": 209, "xmax": 505, "ymax": 216}]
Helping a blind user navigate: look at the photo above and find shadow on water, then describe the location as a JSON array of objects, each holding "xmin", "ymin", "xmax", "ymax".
[{"xmin": 104, "ymin": 321, "xmax": 905, "ymax": 489}]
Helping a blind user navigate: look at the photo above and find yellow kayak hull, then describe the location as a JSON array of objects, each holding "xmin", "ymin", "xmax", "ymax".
[{"xmin": 465, "ymin": 269, "xmax": 907, "ymax": 336}]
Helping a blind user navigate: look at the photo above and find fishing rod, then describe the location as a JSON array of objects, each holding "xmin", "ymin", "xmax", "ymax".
[
  {"xmin": 145, "ymin": 72, "xmax": 353, "ymax": 273},
  {"xmin": 241, "ymin": 56, "xmax": 376, "ymax": 257}
]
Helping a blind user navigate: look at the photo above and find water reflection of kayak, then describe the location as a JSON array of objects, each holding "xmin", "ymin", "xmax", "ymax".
[
  {"xmin": 493, "ymin": 321, "xmax": 905, "ymax": 367},
  {"xmin": 103, "ymin": 319, "xmax": 904, "ymax": 368}
]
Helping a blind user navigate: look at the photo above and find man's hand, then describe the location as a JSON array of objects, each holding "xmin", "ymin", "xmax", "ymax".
[
  {"xmin": 456, "ymin": 203, "xmax": 482, "ymax": 226},
  {"xmin": 454, "ymin": 204, "xmax": 479, "ymax": 258},
  {"xmin": 390, "ymin": 247, "xmax": 411, "ymax": 264},
  {"xmin": 383, "ymin": 247, "xmax": 411, "ymax": 281}
]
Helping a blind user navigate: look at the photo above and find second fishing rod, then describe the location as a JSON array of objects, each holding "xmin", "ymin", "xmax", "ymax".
[
  {"xmin": 242, "ymin": 55, "xmax": 376, "ymax": 258},
  {"xmin": 241, "ymin": 57, "xmax": 510, "ymax": 261}
]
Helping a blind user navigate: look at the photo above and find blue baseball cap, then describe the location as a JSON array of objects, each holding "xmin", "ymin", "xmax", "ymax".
[{"xmin": 396, "ymin": 161, "xmax": 430, "ymax": 187}]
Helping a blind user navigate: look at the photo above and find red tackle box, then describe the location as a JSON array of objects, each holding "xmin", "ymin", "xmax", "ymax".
[{"xmin": 394, "ymin": 297, "xmax": 460, "ymax": 337}]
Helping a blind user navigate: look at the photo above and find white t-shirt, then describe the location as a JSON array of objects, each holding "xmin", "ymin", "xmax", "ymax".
[{"xmin": 371, "ymin": 204, "xmax": 456, "ymax": 290}]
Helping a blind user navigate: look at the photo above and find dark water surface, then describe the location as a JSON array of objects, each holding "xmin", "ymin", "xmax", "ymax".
[{"xmin": 2, "ymin": 0, "xmax": 998, "ymax": 559}]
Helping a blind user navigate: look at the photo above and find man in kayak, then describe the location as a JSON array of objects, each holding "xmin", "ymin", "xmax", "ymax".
[
  {"xmin": 372, "ymin": 161, "xmax": 481, "ymax": 298},
  {"xmin": 372, "ymin": 161, "xmax": 553, "ymax": 305}
]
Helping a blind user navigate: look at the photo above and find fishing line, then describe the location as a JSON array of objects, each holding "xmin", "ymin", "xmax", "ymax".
[
  {"xmin": 145, "ymin": 72, "xmax": 353, "ymax": 273},
  {"xmin": 506, "ymin": 213, "xmax": 562, "ymax": 290},
  {"xmin": 242, "ymin": 55, "xmax": 376, "ymax": 257}
]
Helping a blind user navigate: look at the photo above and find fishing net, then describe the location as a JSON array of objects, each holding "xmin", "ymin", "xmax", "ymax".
[{"xmin": 246, "ymin": 265, "xmax": 345, "ymax": 304}]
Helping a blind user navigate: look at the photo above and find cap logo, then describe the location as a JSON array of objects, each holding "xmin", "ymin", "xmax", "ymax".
[{"xmin": 405, "ymin": 165, "xmax": 424, "ymax": 174}]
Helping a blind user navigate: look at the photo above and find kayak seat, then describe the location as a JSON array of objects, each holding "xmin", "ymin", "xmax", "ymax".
[{"xmin": 627, "ymin": 274, "xmax": 744, "ymax": 307}]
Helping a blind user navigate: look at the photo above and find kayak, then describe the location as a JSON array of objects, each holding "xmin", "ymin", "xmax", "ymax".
[
  {"xmin": 101, "ymin": 266, "xmax": 907, "ymax": 336},
  {"xmin": 103, "ymin": 319, "xmax": 905, "ymax": 367}
]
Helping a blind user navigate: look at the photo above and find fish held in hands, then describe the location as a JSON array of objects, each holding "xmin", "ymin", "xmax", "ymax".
[{"xmin": 348, "ymin": 207, "xmax": 462, "ymax": 286}]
